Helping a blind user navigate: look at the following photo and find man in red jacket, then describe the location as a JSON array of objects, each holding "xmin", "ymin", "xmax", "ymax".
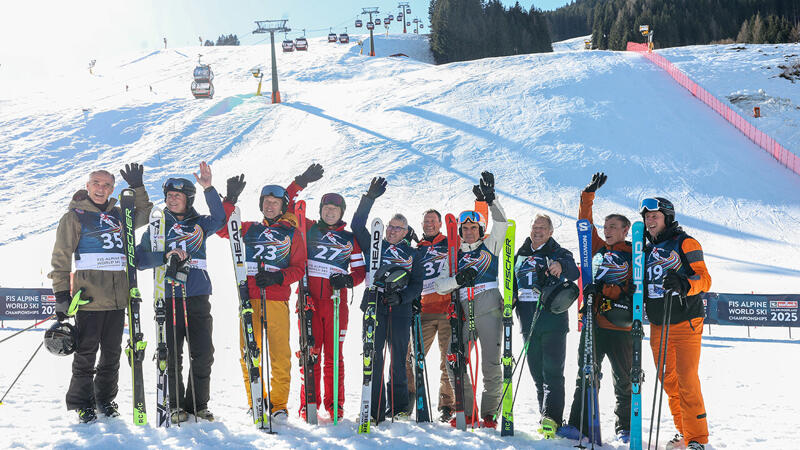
[
  {"xmin": 217, "ymin": 171, "xmax": 311, "ymax": 420},
  {"xmin": 287, "ymin": 167, "xmax": 367, "ymax": 420}
]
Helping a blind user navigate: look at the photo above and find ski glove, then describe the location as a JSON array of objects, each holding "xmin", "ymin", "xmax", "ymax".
[
  {"xmin": 255, "ymin": 270, "xmax": 284, "ymax": 288},
  {"xmin": 478, "ymin": 171, "xmax": 495, "ymax": 205},
  {"xmin": 404, "ymin": 226, "xmax": 419, "ymax": 245},
  {"xmin": 584, "ymin": 172, "xmax": 607, "ymax": 193},
  {"xmin": 295, "ymin": 163, "xmax": 324, "ymax": 188},
  {"xmin": 54, "ymin": 290, "xmax": 70, "ymax": 322},
  {"xmin": 365, "ymin": 176, "xmax": 387, "ymax": 200},
  {"xmin": 120, "ymin": 163, "xmax": 144, "ymax": 188},
  {"xmin": 225, "ymin": 174, "xmax": 246, "ymax": 205},
  {"xmin": 384, "ymin": 292, "xmax": 402, "ymax": 307},
  {"xmin": 582, "ymin": 282, "xmax": 603, "ymax": 300},
  {"xmin": 455, "ymin": 267, "xmax": 479, "ymax": 288},
  {"xmin": 165, "ymin": 254, "xmax": 190, "ymax": 285},
  {"xmin": 329, "ymin": 273, "xmax": 354, "ymax": 290},
  {"xmin": 663, "ymin": 269, "xmax": 690, "ymax": 297}
]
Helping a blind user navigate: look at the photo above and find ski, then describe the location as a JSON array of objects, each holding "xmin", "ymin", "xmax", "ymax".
[
  {"xmin": 226, "ymin": 206, "xmax": 266, "ymax": 429},
  {"xmin": 630, "ymin": 221, "xmax": 645, "ymax": 450},
  {"xmin": 333, "ymin": 288, "xmax": 341, "ymax": 425},
  {"xmin": 295, "ymin": 200, "xmax": 319, "ymax": 425},
  {"xmin": 411, "ymin": 302, "xmax": 431, "ymax": 422},
  {"xmin": 149, "ymin": 208, "xmax": 170, "ymax": 428},
  {"xmin": 357, "ymin": 217, "xmax": 383, "ymax": 434},
  {"xmin": 120, "ymin": 188, "xmax": 147, "ymax": 426},
  {"xmin": 445, "ymin": 213, "xmax": 467, "ymax": 431},
  {"xmin": 577, "ymin": 219, "xmax": 602, "ymax": 447},
  {"xmin": 500, "ymin": 219, "xmax": 515, "ymax": 436}
]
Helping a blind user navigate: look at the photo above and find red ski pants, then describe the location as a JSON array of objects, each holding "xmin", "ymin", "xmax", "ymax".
[{"xmin": 299, "ymin": 295, "xmax": 348, "ymax": 415}]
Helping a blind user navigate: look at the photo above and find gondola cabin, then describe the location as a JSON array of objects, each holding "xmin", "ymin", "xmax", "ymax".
[
  {"xmin": 339, "ymin": 33, "xmax": 350, "ymax": 44},
  {"xmin": 355, "ymin": 19, "xmax": 363, "ymax": 28},
  {"xmin": 282, "ymin": 39, "xmax": 295, "ymax": 52},
  {"xmin": 328, "ymin": 33, "xmax": 338, "ymax": 43},
  {"xmin": 366, "ymin": 21, "xmax": 374, "ymax": 30},
  {"xmin": 295, "ymin": 37, "xmax": 308, "ymax": 51}
]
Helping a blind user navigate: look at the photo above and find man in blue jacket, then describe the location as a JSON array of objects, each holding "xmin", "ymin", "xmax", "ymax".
[
  {"xmin": 351, "ymin": 177, "xmax": 424, "ymax": 424},
  {"xmin": 136, "ymin": 161, "xmax": 226, "ymax": 422},
  {"xmin": 513, "ymin": 214, "xmax": 580, "ymax": 438}
]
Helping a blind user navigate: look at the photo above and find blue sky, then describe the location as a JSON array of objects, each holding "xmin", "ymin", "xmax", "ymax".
[{"xmin": 1, "ymin": 0, "xmax": 570, "ymax": 74}]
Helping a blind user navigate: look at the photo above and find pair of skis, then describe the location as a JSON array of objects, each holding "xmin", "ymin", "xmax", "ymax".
[{"xmin": 357, "ymin": 218, "xmax": 384, "ymax": 433}]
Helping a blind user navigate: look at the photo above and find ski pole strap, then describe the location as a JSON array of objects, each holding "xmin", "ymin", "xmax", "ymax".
[{"xmin": 67, "ymin": 289, "xmax": 93, "ymax": 316}]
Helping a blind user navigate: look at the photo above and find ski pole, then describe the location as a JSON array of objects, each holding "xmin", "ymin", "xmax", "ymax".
[
  {"xmin": 388, "ymin": 305, "xmax": 395, "ymax": 422},
  {"xmin": 508, "ymin": 303, "xmax": 543, "ymax": 410},
  {"xmin": 653, "ymin": 290, "xmax": 676, "ymax": 450},
  {"xmin": 181, "ymin": 286, "xmax": 198, "ymax": 422},
  {"xmin": 0, "ymin": 316, "xmax": 56, "ymax": 345},
  {"xmin": 171, "ymin": 284, "xmax": 181, "ymax": 427},
  {"xmin": 0, "ymin": 341, "xmax": 44, "ymax": 405},
  {"xmin": 648, "ymin": 289, "xmax": 672, "ymax": 450}
]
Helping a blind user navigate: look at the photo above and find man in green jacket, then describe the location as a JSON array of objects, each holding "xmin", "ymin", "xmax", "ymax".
[{"xmin": 49, "ymin": 164, "xmax": 153, "ymax": 423}]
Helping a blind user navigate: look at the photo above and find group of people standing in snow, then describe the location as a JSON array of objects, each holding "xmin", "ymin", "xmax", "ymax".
[{"xmin": 48, "ymin": 161, "xmax": 711, "ymax": 449}]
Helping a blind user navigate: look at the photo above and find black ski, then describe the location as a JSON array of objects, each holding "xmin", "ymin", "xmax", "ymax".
[
  {"xmin": 445, "ymin": 213, "xmax": 467, "ymax": 430},
  {"xmin": 295, "ymin": 200, "xmax": 319, "ymax": 425},
  {"xmin": 411, "ymin": 302, "xmax": 431, "ymax": 422},
  {"xmin": 121, "ymin": 188, "xmax": 147, "ymax": 426}
]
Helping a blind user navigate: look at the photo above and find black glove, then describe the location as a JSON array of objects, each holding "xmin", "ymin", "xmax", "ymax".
[
  {"xmin": 472, "ymin": 184, "xmax": 485, "ymax": 202},
  {"xmin": 120, "ymin": 163, "xmax": 144, "ymax": 188},
  {"xmin": 54, "ymin": 291, "xmax": 70, "ymax": 322},
  {"xmin": 478, "ymin": 171, "xmax": 495, "ymax": 205},
  {"xmin": 584, "ymin": 172, "xmax": 607, "ymax": 193},
  {"xmin": 255, "ymin": 269, "xmax": 284, "ymax": 288},
  {"xmin": 384, "ymin": 292, "xmax": 402, "ymax": 307},
  {"xmin": 329, "ymin": 273, "xmax": 354, "ymax": 290},
  {"xmin": 404, "ymin": 226, "xmax": 419, "ymax": 244},
  {"xmin": 663, "ymin": 269, "xmax": 690, "ymax": 297},
  {"xmin": 225, "ymin": 174, "xmax": 246, "ymax": 205},
  {"xmin": 582, "ymin": 282, "xmax": 602, "ymax": 299},
  {"xmin": 295, "ymin": 163, "xmax": 324, "ymax": 188},
  {"xmin": 165, "ymin": 254, "xmax": 190, "ymax": 285},
  {"xmin": 365, "ymin": 177, "xmax": 387, "ymax": 200},
  {"xmin": 455, "ymin": 267, "xmax": 479, "ymax": 288}
]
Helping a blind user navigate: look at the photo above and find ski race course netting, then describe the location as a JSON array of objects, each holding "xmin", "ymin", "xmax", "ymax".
[{"xmin": 627, "ymin": 41, "xmax": 800, "ymax": 178}]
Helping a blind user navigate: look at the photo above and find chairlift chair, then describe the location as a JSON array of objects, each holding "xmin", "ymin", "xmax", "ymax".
[
  {"xmin": 366, "ymin": 21, "xmax": 375, "ymax": 30},
  {"xmin": 282, "ymin": 39, "xmax": 295, "ymax": 52},
  {"xmin": 295, "ymin": 37, "xmax": 308, "ymax": 51},
  {"xmin": 355, "ymin": 19, "xmax": 363, "ymax": 28}
]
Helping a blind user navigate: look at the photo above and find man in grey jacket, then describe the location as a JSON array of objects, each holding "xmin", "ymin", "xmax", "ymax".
[
  {"xmin": 435, "ymin": 172, "xmax": 507, "ymax": 428},
  {"xmin": 49, "ymin": 164, "xmax": 152, "ymax": 423}
]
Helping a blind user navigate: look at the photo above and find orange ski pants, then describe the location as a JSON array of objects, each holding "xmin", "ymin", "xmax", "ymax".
[{"xmin": 649, "ymin": 317, "xmax": 708, "ymax": 445}]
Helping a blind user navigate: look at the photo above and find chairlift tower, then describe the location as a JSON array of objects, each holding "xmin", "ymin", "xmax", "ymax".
[
  {"xmin": 254, "ymin": 19, "xmax": 291, "ymax": 103},
  {"xmin": 361, "ymin": 7, "xmax": 380, "ymax": 57},
  {"xmin": 398, "ymin": 2, "xmax": 410, "ymax": 34}
]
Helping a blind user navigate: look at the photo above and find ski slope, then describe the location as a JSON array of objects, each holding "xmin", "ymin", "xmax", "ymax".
[{"xmin": 1, "ymin": 33, "xmax": 799, "ymax": 449}]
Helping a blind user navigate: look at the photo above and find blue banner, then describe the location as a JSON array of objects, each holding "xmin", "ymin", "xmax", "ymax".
[
  {"xmin": 640, "ymin": 292, "xmax": 799, "ymax": 327},
  {"xmin": 0, "ymin": 288, "xmax": 56, "ymax": 321}
]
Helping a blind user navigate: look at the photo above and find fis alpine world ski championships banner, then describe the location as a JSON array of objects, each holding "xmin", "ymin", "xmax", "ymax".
[
  {"xmin": 703, "ymin": 293, "xmax": 800, "ymax": 327},
  {"xmin": 0, "ymin": 288, "xmax": 56, "ymax": 321}
]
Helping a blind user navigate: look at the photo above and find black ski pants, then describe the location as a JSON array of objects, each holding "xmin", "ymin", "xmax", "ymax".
[
  {"xmin": 166, "ymin": 294, "xmax": 215, "ymax": 412},
  {"xmin": 65, "ymin": 309, "xmax": 125, "ymax": 410},
  {"xmin": 517, "ymin": 302, "xmax": 567, "ymax": 425},
  {"xmin": 567, "ymin": 325, "xmax": 633, "ymax": 433},
  {"xmin": 370, "ymin": 309, "xmax": 412, "ymax": 422}
]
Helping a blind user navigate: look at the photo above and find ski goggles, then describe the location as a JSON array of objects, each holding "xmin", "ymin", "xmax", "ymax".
[
  {"xmin": 320, "ymin": 193, "xmax": 345, "ymax": 208},
  {"xmin": 640, "ymin": 198, "xmax": 673, "ymax": 214},
  {"xmin": 260, "ymin": 184, "xmax": 286, "ymax": 198},
  {"xmin": 163, "ymin": 178, "xmax": 190, "ymax": 191},
  {"xmin": 458, "ymin": 210, "xmax": 486, "ymax": 227}
]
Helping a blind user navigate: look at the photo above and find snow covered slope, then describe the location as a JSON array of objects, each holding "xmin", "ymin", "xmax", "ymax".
[{"xmin": 1, "ymin": 34, "xmax": 799, "ymax": 449}]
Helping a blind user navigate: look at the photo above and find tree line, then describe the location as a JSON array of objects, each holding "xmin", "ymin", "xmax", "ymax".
[
  {"xmin": 204, "ymin": 34, "xmax": 240, "ymax": 46},
  {"xmin": 428, "ymin": 0, "xmax": 552, "ymax": 64},
  {"xmin": 544, "ymin": 0, "xmax": 800, "ymax": 50}
]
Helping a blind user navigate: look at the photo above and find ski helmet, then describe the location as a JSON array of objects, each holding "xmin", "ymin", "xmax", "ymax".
[
  {"xmin": 163, "ymin": 178, "xmax": 197, "ymax": 209},
  {"xmin": 457, "ymin": 210, "xmax": 486, "ymax": 238},
  {"xmin": 259, "ymin": 184, "xmax": 289, "ymax": 215},
  {"xmin": 540, "ymin": 276, "xmax": 580, "ymax": 314},
  {"xmin": 373, "ymin": 265, "xmax": 410, "ymax": 294},
  {"xmin": 640, "ymin": 197, "xmax": 675, "ymax": 225},
  {"xmin": 319, "ymin": 193, "xmax": 346, "ymax": 218},
  {"xmin": 44, "ymin": 321, "xmax": 77, "ymax": 356},
  {"xmin": 601, "ymin": 299, "xmax": 633, "ymax": 328}
]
